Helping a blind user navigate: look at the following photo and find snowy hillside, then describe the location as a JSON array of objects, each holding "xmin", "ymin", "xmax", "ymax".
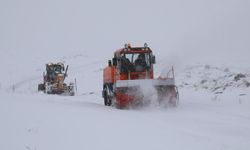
[
  {"xmin": 177, "ymin": 64, "xmax": 250, "ymax": 104},
  {"xmin": 179, "ymin": 64, "xmax": 250, "ymax": 91},
  {"xmin": 1, "ymin": 52, "xmax": 250, "ymax": 150},
  {"xmin": 1, "ymin": 0, "xmax": 250, "ymax": 150}
]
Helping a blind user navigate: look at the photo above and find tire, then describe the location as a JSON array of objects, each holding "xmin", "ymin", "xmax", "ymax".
[
  {"xmin": 103, "ymin": 89, "xmax": 108, "ymax": 106},
  {"xmin": 38, "ymin": 84, "xmax": 45, "ymax": 92},
  {"xmin": 107, "ymin": 96, "xmax": 112, "ymax": 106},
  {"xmin": 67, "ymin": 85, "xmax": 75, "ymax": 96},
  {"xmin": 45, "ymin": 82, "xmax": 52, "ymax": 94},
  {"xmin": 103, "ymin": 85, "xmax": 112, "ymax": 106}
]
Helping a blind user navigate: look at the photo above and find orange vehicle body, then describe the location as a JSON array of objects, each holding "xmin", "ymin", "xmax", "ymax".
[
  {"xmin": 102, "ymin": 44, "xmax": 178, "ymax": 108},
  {"xmin": 103, "ymin": 66, "xmax": 116, "ymax": 83}
]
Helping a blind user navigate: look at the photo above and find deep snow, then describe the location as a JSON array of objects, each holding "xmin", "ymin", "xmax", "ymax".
[
  {"xmin": 0, "ymin": 52, "xmax": 250, "ymax": 150},
  {"xmin": 1, "ymin": 0, "xmax": 250, "ymax": 149},
  {"xmin": 1, "ymin": 89, "xmax": 250, "ymax": 150}
]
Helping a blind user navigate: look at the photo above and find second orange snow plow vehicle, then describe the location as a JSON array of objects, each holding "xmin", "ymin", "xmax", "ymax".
[{"xmin": 102, "ymin": 43, "xmax": 179, "ymax": 108}]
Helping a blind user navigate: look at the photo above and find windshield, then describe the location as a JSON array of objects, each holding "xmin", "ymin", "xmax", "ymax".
[
  {"xmin": 123, "ymin": 53, "xmax": 150, "ymax": 66},
  {"xmin": 51, "ymin": 65, "xmax": 63, "ymax": 74}
]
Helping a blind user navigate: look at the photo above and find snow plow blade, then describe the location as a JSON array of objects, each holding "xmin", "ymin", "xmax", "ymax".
[
  {"xmin": 115, "ymin": 78, "xmax": 175, "ymax": 88},
  {"xmin": 114, "ymin": 78, "xmax": 179, "ymax": 108}
]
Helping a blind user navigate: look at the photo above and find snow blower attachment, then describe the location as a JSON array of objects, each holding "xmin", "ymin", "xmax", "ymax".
[
  {"xmin": 38, "ymin": 63, "xmax": 75, "ymax": 96},
  {"xmin": 102, "ymin": 43, "xmax": 179, "ymax": 108}
]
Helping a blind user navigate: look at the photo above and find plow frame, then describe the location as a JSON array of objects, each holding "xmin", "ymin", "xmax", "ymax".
[{"xmin": 113, "ymin": 78, "xmax": 179, "ymax": 108}]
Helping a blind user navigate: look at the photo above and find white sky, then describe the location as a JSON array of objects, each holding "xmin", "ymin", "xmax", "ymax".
[{"xmin": 0, "ymin": 0, "xmax": 250, "ymax": 65}]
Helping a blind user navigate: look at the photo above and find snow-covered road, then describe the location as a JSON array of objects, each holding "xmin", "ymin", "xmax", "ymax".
[{"xmin": 1, "ymin": 87, "xmax": 250, "ymax": 150}]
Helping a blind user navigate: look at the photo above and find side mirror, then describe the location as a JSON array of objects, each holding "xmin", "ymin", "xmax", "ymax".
[
  {"xmin": 112, "ymin": 57, "xmax": 117, "ymax": 66},
  {"xmin": 151, "ymin": 55, "xmax": 156, "ymax": 64}
]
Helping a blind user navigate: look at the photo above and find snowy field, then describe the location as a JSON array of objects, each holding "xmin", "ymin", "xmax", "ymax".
[
  {"xmin": 0, "ymin": 52, "xmax": 250, "ymax": 150},
  {"xmin": 1, "ymin": 0, "xmax": 250, "ymax": 150},
  {"xmin": 1, "ymin": 89, "xmax": 250, "ymax": 150}
]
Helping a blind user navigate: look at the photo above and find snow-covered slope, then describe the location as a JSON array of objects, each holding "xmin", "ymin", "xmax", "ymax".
[
  {"xmin": 1, "ymin": 51, "xmax": 250, "ymax": 150},
  {"xmin": 1, "ymin": 0, "xmax": 250, "ymax": 150},
  {"xmin": 179, "ymin": 64, "xmax": 250, "ymax": 91},
  {"xmin": 177, "ymin": 64, "xmax": 250, "ymax": 104}
]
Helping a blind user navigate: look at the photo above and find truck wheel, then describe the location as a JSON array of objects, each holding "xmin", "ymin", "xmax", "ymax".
[
  {"xmin": 45, "ymin": 82, "xmax": 52, "ymax": 94},
  {"xmin": 69, "ymin": 91, "xmax": 75, "ymax": 96},
  {"xmin": 103, "ymin": 85, "xmax": 112, "ymax": 106},
  {"xmin": 103, "ymin": 86, "xmax": 109, "ymax": 106},
  {"xmin": 38, "ymin": 84, "xmax": 45, "ymax": 92},
  {"xmin": 68, "ymin": 85, "xmax": 75, "ymax": 96}
]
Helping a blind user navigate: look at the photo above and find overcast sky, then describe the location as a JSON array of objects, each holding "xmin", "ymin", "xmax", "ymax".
[{"xmin": 1, "ymin": 0, "xmax": 250, "ymax": 65}]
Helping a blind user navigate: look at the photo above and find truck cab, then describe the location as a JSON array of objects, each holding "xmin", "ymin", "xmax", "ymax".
[{"xmin": 112, "ymin": 43, "xmax": 156, "ymax": 80}]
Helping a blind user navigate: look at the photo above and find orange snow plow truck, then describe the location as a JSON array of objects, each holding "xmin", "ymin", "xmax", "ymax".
[{"xmin": 102, "ymin": 43, "xmax": 179, "ymax": 108}]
